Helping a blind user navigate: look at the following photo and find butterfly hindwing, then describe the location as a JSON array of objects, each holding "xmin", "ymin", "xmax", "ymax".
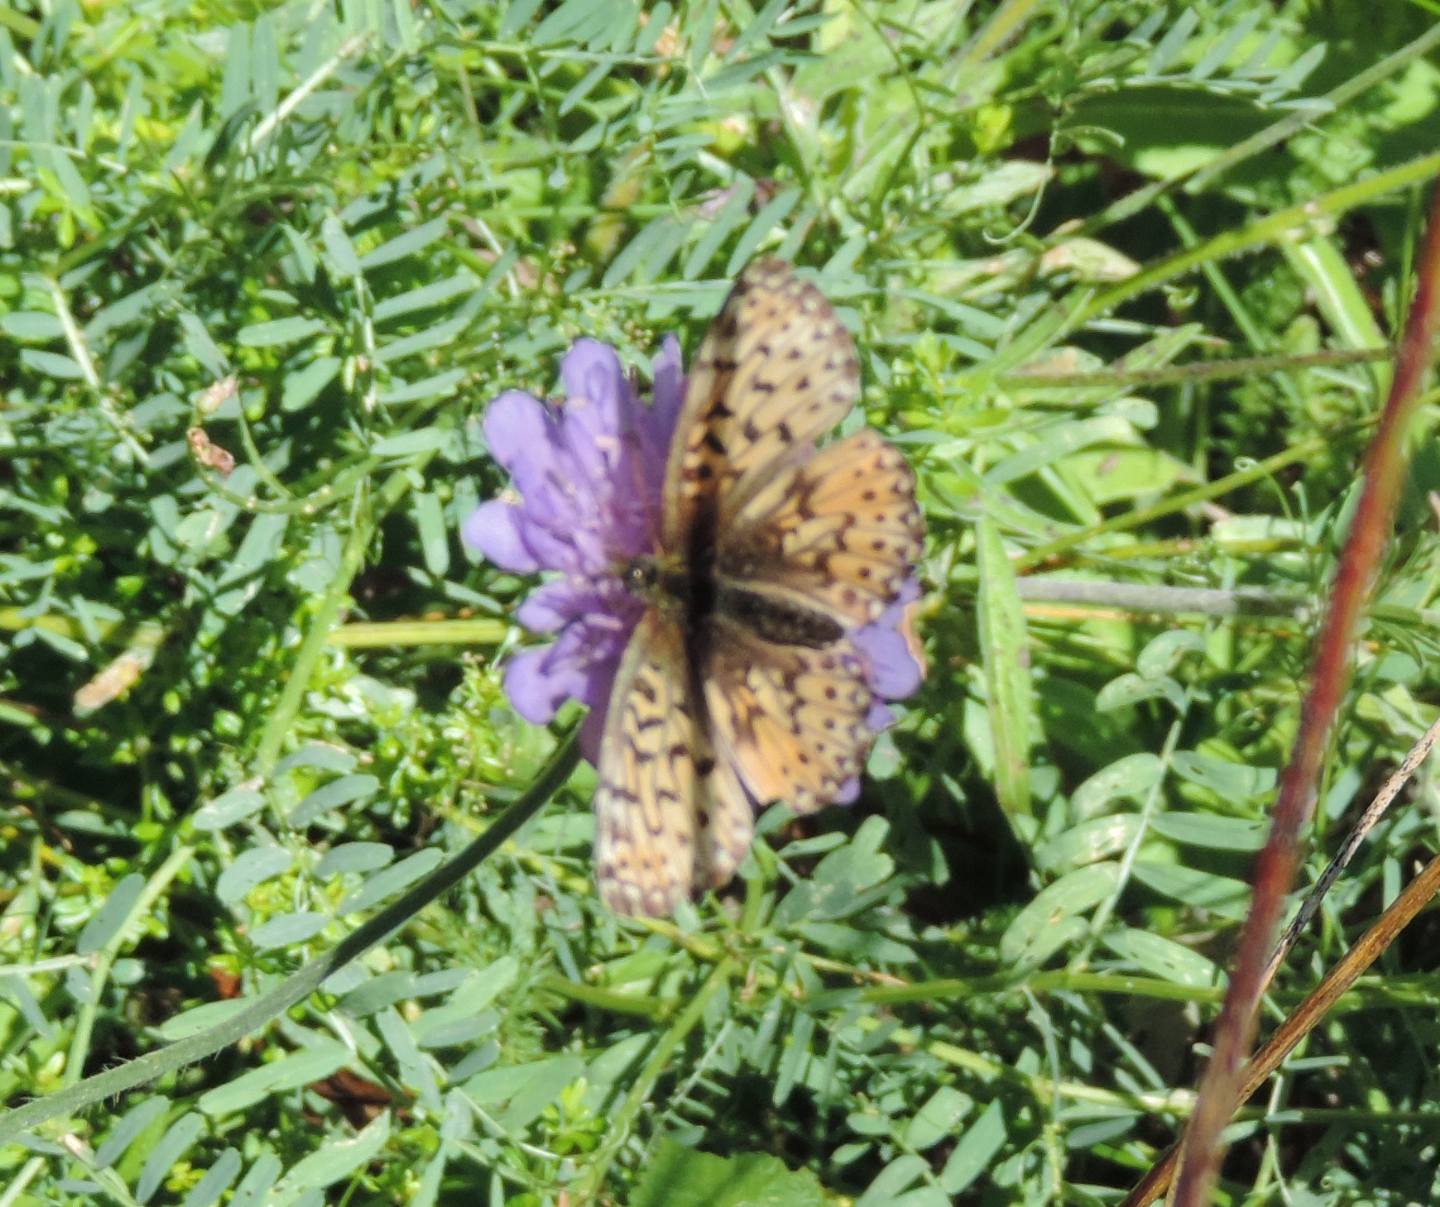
[
  {"xmin": 702, "ymin": 616, "xmax": 875, "ymax": 815},
  {"xmin": 662, "ymin": 259, "xmax": 861, "ymax": 554}
]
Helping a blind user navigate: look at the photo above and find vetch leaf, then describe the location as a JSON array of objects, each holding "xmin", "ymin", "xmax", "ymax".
[
  {"xmin": 288, "ymin": 773, "xmax": 380, "ymax": 826},
  {"xmin": 1071, "ymin": 753, "xmax": 1164, "ymax": 820},
  {"xmin": 413, "ymin": 490, "xmax": 449, "ymax": 576},
  {"xmin": 320, "ymin": 213, "xmax": 362, "ymax": 277},
  {"xmin": 2, "ymin": 311, "xmax": 63, "ymax": 340},
  {"xmin": 180, "ymin": 1147, "xmax": 242, "ymax": 1207},
  {"xmin": 315, "ymin": 841, "xmax": 394, "ymax": 878},
  {"xmin": 1131, "ymin": 861, "xmax": 1251, "ymax": 920},
  {"xmin": 192, "ymin": 783, "xmax": 266, "ymax": 829},
  {"xmin": 230, "ymin": 1153, "xmax": 281, "ymax": 1207},
  {"xmin": 94, "ymin": 1098, "xmax": 169, "ymax": 1168},
  {"xmin": 217, "ymin": 846, "xmax": 293, "ymax": 906},
  {"xmin": 136, "ymin": 1112, "xmax": 206, "ymax": 1202},
  {"xmin": 271, "ymin": 1111, "xmax": 390, "ymax": 1198},
  {"xmin": 250, "ymin": 911, "xmax": 330, "ymax": 948},
  {"xmin": 357, "ymin": 216, "xmax": 449, "ymax": 270},
  {"xmin": 236, "ymin": 316, "xmax": 327, "ymax": 348},
  {"xmin": 337, "ymin": 849, "xmax": 443, "ymax": 915},
  {"xmin": 1136, "ymin": 630, "xmax": 1207, "ymax": 679},
  {"xmin": 1096, "ymin": 672, "xmax": 1187, "ymax": 712},
  {"xmin": 1000, "ymin": 862, "xmax": 1122, "ymax": 965},
  {"xmin": 275, "ymin": 743, "xmax": 357, "ymax": 775},
  {"xmin": 376, "ymin": 1007, "xmax": 441, "ymax": 1110},
  {"xmin": 940, "ymin": 1100, "xmax": 1007, "ymax": 1194},
  {"xmin": 902, "ymin": 1086, "xmax": 973, "ymax": 1151},
  {"xmin": 198, "ymin": 1040, "xmax": 350, "ymax": 1115},
  {"xmin": 152, "ymin": 999, "xmax": 253, "ymax": 1043},
  {"xmin": 856, "ymin": 1154, "xmax": 928, "ymax": 1205},
  {"xmin": 370, "ymin": 428, "xmax": 453, "ymax": 458},
  {"xmin": 461, "ymin": 1054, "xmax": 584, "ymax": 1130},
  {"xmin": 1034, "ymin": 814, "xmax": 1144, "ymax": 873},
  {"xmin": 1103, "ymin": 927, "xmax": 1220, "ymax": 987},
  {"xmin": 977, "ymin": 514, "xmax": 1032, "ymax": 817},
  {"xmin": 76, "ymin": 873, "xmax": 144, "ymax": 955},
  {"xmin": 338, "ymin": 966, "xmax": 473, "ymax": 1017},
  {"xmin": 630, "ymin": 1138, "xmax": 827, "ymax": 1207},
  {"xmin": 281, "ymin": 356, "xmax": 341, "ymax": 412},
  {"xmin": 1171, "ymin": 751, "xmax": 1276, "ymax": 801},
  {"xmin": 1149, "ymin": 811, "xmax": 1268, "ymax": 852},
  {"xmin": 21, "ymin": 349, "xmax": 84, "ymax": 379}
]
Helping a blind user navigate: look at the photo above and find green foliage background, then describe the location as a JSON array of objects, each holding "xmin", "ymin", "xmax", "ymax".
[{"xmin": 2, "ymin": 1, "xmax": 1440, "ymax": 1203}]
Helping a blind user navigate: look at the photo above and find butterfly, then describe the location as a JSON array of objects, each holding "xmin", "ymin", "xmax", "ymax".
[{"xmin": 594, "ymin": 259, "xmax": 924, "ymax": 916}]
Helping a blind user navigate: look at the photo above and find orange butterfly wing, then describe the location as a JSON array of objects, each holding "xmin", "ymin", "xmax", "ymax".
[
  {"xmin": 662, "ymin": 259, "xmax": 861, "ymax": 556},
  {"xmin": 595, "ymin": 259, "xmax": 923, "ymax": 913}
]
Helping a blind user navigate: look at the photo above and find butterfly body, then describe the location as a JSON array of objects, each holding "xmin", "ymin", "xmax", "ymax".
[
  {"xmin": 594, "ymin": 259, "xmax": 924, "ymax": 916},
  {"xmin": 623, "ymin": 553, "xmax": 845, "ymax": 650}
]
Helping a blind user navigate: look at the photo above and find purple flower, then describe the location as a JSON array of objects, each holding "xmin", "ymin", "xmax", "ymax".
[{"xmin": 463, "ymin": 337, "xmax": 923, "ymax": 775}]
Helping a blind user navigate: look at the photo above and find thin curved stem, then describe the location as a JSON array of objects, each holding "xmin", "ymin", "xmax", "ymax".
[{"xmin": 0, "ymin": 729, "xmax": 580, "ymax": 1145}]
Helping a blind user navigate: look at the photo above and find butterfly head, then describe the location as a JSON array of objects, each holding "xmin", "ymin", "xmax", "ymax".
[
  {"xmin": 620, "ymin": 554, "xmax": 690, "ymax": 612},
  {"xmin": 621, "ymin": 556, "xmax": 661, "ymax": 601}
]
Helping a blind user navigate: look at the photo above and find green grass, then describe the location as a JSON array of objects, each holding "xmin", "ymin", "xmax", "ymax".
[{"xmin": 3, "ymin": 1, "xmax": 1440, "ymax": 1203}]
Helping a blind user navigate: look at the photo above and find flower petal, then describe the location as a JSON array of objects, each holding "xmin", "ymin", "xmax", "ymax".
[
  {"xmin": 483, "ymin": 389, "xmax": 620, "ymax": 570},
  {"xmin": 482, "ymin": 390, "xmax": 561, "ymax": 496},
  {"xmin": 462, "ymin": 499, "xmax": 541, "ymax": 573},
  {"xmin": 503, "ymin": 646, "xmax": 575, "ymax": 725},
  {"xmin": 639, "ymin": 336, "xmax": 685, "ymax": 494},
  {"xmin": 561, "ymin": 339, "xmax": 627, "ymax": 423},
  {"xmin": 559, "ymin": 340, "xmax": 630, "ymax": 481},
  {"xmin": 516, "ymin": 578, "xmax": 604, "ymax": 633},
  {"xmin": 865, "ymin": 700, "xmax": 896, "ymax": 731},
  {"xmin": 853, "ymin": 580, "xmax": 925, "ymax": 701},
  {"xmin": 854, "ymin": 621, "xmax": 924, "ymax": 700},
  {"xmin": 579, "ymin": 700, "xmax": 610, "ymax": 765}
]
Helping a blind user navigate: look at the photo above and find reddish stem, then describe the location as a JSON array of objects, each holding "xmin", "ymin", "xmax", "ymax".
[{"xmin": 1172, "ymin": 182, "xmax": 1440, "ymax": 1206}]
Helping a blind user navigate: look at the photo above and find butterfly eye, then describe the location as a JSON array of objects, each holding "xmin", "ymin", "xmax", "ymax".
[{"xmin": 622, "ymin": 558, "xmax": 658, "ymax": 599}]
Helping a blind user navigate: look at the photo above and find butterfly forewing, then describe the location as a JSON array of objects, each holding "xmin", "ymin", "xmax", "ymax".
[
  {"xmin": 595, "ymin": 610, "xmax": 755, "ymax": 916},
  {"xmin": 662, "ymin": 259, "xmax": 861, "ymax": 553}
]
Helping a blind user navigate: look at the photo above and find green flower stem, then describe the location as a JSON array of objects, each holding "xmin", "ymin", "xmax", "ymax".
[
  {"xmin": 1077, "ymin": 24, "xmax": 1440, "ymax": 241},
  {"xmin": 1015, "ymin": 426, "xmax": 1353, "ymax": 571},
  {"xmin": 252, "ymin": 461, "xmax": 426, "ymax": 776},
  {"xmin": 977, "ymin": 150, "xmax": 1440, "ymax": 384},
  {"xmin": 190, "ymin": 457, "xmax": 377, "ymax": 515},
  {"xmin": 570, "ymin": 957, "xmax": 736, "ymax": 1204},
  {"xmin": 534, "ymin": 974, "xmax": 671, "ymax": 1021},
  {"xmin": 0, "ymin": 1157, "xmax": 45, "ymax": 1207},
  {"xmin": 1182, "ymin": 22, "xmax": 1440, "ymax": 196},
  {"xmin": 999, "ymin": 344, "xmax": 1391, "ymax": 392},
  {"xmin": 0, "ymin": 729, "xmax": 580, "ymax": 1146},
  {"xmin": 0, "ymin": 612, "xmax": 503, "ymax": 652},
  {"xmin": 1076, "ymin": 150, "xmax": 1440, "ymax": 342},
  {"xmin": 45, "ymin": 276, "xmax": 148, "ymax": 465},
  {"xmin": 64, "ymin": 845, "xmax": 196, "ymax": 1089},
  {"xmin": 857, "ymin": 970, "xmax": 1219, "ymax": 1008},
  {"xmin": 327, "ymin": 618, "xmax": 509, "ymax": 648}
]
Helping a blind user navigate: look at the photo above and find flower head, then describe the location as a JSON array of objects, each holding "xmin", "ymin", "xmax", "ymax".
[{"xmin": 464, "ymin": 337, "xmax": 923, "ymax": 773}]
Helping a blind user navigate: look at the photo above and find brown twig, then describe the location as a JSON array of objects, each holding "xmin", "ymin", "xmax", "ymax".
[
  {"xmin": 1262, "ymin": 716, "xmax": 1440, "ymax": 989},
  {"xmin": 1170, "ymin": 183, "xmax": 1440, "ymax": 1206},
  {"xmin": 1121, "ymin": 849, "xmax": 1440, "ymax": 1207}
]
